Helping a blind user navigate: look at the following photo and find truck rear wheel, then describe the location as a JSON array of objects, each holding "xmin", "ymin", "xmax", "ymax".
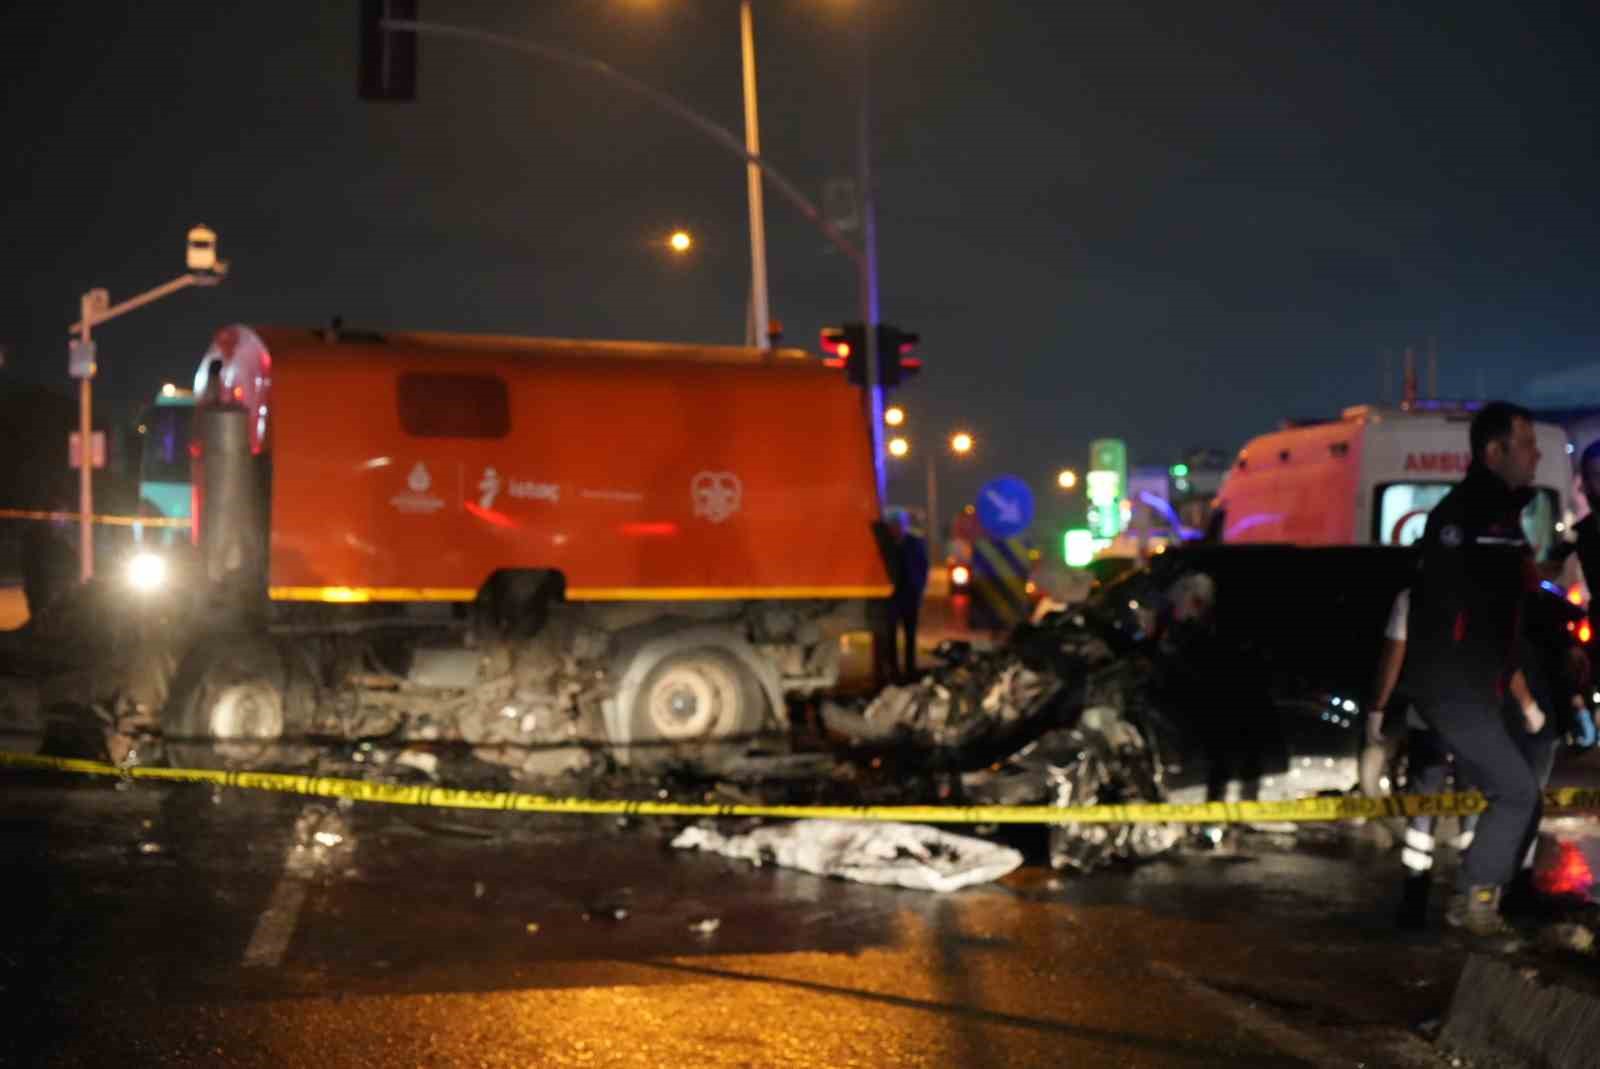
[
  {"xmin": 628, "ymin": 647, "xmax": 766, "ymax": 766},
  {"xmin": 162, "ymin": 638, "xmax": 295, "ymax": 770}
]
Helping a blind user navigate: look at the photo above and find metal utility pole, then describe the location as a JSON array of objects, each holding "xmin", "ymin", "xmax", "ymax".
[
  {"xmin": 739, "ymin": 0, "xmax": 770, "ymax": 348},
  {"xmin": 74, "ymin": 292, "xmax": 101, "ymax": 582},
  {"xmin": 857, "ymin": 8, "xmax": 886, "ymax": 507}
]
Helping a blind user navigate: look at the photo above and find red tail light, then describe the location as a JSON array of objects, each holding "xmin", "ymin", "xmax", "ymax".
[{"xmin": 1535, "ymin": 840, "xmax": 1596, "ymax": 898}]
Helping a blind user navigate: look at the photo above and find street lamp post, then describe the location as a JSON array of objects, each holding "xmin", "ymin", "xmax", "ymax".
[
  {"xmin": 887, "ymin": 421, "xmax": 973, "ymax": 564},
  {"xmin": 67, "ymin": 226, "xmax": 226, "ymax": 581},
  {"xmin": 738, "ymin": 0, "xmax": 770, "ymax": 348}
]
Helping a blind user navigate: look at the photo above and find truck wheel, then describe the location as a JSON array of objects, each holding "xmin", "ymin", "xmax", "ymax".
[
  {"xmin": 628, "ymin": 648, "xmax": 766, "ymax": 766},
  {"xmin": 163, "ymin": 639, "xmax": 291, "ymax": 770}
]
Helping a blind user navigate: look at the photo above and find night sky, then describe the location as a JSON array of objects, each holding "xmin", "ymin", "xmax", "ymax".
[{"xmin": 3, "ymin": 1, "xmax": 1597, "ymax": 516}]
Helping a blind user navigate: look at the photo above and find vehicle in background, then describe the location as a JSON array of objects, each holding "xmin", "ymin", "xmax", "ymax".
[
  {"xmin": 1214, "ymin": 402, "xmax": 1572, "ymax": 559},
  {"xmin": 1088, "ymin": 543, "xmax": 1420, "ymax": 803},
  {"xmin": 134, "ymin": 386, "xmax": 195, "ymax": 539}
]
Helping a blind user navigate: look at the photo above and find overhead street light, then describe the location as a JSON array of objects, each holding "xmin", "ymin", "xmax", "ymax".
[
  {"xmin": 887, "ymin": 436, "xmax": 910, "ymax": 458},
  {"xmin": 361, "ymin": 9, "xmax": 889, "ymax": 498},
  {"xmin": 1057, "ymin": 468, "xmax": 1078, "ymax": 490},
  {"xmin": 667, "ymin": 229, "xmax": 693, "ymax": 253},
  {"xmin": 950, "ymin": 431, "xmax": 974, "ymax": 456},
  {"xmin": 884, "ymin": 405, "xmax": 905, "ymax": 427}
]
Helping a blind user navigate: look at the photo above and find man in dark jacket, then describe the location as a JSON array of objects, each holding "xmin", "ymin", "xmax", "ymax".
[
  {"xmin": 887, "ymin": 512, "xmax": 929, "ymax": 680},
  {"xmin": 1399, "ymin": 401, "xmax": 1544, "ymax": 936}
]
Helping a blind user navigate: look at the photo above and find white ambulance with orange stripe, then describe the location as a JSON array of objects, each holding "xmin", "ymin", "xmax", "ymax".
[{"xmin": 1212, "ymin": 402, "xmax": 1574, "ymax": 563}]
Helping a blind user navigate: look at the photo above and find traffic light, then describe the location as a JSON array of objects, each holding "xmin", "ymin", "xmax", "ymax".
[
  {"xmin": 820, "ymin": 324, "xmax": 868, "ymax": 381},
  {"xmin": 820, "ymin": 323, "xmax": 921, "ymax": 387},
  {"xmin": 359, "ymin": 0, "xmax": 418, "ymax": 101},
  {"xmin": 876, "ymin": 323, "xmax": 921, "ymax": 387}
]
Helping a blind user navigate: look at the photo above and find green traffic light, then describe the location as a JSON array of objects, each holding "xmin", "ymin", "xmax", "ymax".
[{"xmin": 1170, "ymin": 463, "xmax": 1189, "ymax": 477}]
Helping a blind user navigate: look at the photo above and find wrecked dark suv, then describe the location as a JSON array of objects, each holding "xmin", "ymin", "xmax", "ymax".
[{"xmin": 1090, "ymin": 543, "xmax": 1419, "ymax": 803}]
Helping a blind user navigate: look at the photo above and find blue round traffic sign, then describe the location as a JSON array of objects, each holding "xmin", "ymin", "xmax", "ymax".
[{"xmin": 976, "ymin": 475, "xmax": 1034, "ymax": 540}]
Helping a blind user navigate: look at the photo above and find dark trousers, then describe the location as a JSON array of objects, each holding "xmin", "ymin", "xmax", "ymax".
[
  {"xmin": 1511, "ymin": 723, "xmax": 1558, "ymax": 871},
  {"xmin": 1416, "ymin": 695, "xmax": 1542, "ymax": 889},
  {"xmin": 890, "ymin": 602, "xmax": 919, "ymax": 681}
]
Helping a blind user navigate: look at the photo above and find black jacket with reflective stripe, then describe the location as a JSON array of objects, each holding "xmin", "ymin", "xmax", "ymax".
[{"xmin": 1399, "ymin": 463, "xmax": 1535, "ymax": 703}]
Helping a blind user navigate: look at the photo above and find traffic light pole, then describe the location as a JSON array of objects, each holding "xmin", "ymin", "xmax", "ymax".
[
  {"xmin": 857, "ymin": 8, "xmax": 887, "ymax": 508},
  {"xmin": 66, "ymin": 268, "xmax": 224, "ymax": 582}
]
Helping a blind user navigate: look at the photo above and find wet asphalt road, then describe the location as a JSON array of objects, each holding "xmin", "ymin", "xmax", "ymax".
[{"xmin": 0, "ymin": 770, "xmax": 1501, "ymax": 1069}]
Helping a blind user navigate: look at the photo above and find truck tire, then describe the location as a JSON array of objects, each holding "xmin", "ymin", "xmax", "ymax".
[
  {"xmin": 627, "ymin": 647, "xmax": 767, "ymax": 767},
  {"xmin": 162, "ymin": 637, "xmax": 293, "ymax": 770}
]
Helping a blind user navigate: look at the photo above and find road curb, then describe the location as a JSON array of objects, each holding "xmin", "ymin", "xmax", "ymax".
[{"xmin": 1440, "ymin": 952, "xmax": 1600, "ymax": 1068}]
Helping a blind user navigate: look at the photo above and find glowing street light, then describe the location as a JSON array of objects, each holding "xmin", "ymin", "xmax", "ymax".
[
  {"xmin": 1057, "ymin": 468, "xmax": 1078, "ymax": 490},
  {"xmin": 949, "ymin": 431, "xmax": 974, "ymax": 456},
  {"xmin": 887, "ymin": 436, "xmax": 910, "ymax": 458},
  {"xmin": 667, "ymin": 229, "xmax": 693, "ymax": 253},
  {"xmin": 884, "ymin": 405, "xmax": 905, "ymax": 427}
]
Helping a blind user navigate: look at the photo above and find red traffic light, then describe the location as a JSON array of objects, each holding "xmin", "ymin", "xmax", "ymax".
[{"xmin": 820, "ymin": 325, "xmax": 865, "ymax": 371}]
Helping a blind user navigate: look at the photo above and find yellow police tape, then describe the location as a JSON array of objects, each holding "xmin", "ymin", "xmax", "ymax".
[
  {"xmin": 4, "ymin": 750, "xmax": 1599, "ymax": 825},
  {"xmin": 0, "ymin": 508, "xmax": 188, "ymax": 529}
]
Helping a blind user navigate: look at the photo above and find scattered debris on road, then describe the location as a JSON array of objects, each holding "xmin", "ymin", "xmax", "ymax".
[{"xmin": 671, "ymin": 819, "xmax": 1024, "ymax": 893}]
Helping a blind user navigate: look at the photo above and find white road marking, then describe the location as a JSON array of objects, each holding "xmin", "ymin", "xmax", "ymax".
[
  {"xmin": 242, "ymin": 806, "xmax": 318, "ymax": 968},
  {"xmin": 1151, "ymin": 961, "xmax": 1344, "ymax": 1067}
]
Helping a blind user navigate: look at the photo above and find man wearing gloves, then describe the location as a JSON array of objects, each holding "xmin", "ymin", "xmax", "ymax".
[{"xmin": 1399, "ymin": 402, "xmax": 1548, "ymax": 937}]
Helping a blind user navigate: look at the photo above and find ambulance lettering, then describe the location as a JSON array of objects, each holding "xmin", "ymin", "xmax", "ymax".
[{"xmin": 1403, "ymin": 452, "xmax": 1470, "ymax": 474}]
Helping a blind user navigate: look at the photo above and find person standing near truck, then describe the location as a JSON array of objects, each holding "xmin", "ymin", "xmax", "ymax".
[{"xmin": 1399, "ymin": 401, "xmax": 1544, "ymax": 937}]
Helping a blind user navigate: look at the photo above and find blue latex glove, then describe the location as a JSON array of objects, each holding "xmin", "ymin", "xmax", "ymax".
[{"xmin": 1573, "ymin": 708, "xmax": 1598, "ymax": 750}]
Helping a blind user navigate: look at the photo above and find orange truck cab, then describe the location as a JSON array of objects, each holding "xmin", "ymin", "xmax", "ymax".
[{"xmin": 167, "ymin": 325, "xmax": 890, "ymax": 771}]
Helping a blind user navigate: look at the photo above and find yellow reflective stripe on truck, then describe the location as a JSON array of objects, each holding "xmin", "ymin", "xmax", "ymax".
[{"xmin": 269, "ymin": 585, "xmax": 894, "ymax": 603}]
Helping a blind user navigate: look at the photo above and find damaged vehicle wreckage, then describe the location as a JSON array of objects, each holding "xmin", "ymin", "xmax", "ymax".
[
  {"xmin": 2, "ymin": 325, "xmax": 893, "ymax": 776},
  {"xmin": 1, "ymin": 326, "xmax": 1461, "ymax": 887}
]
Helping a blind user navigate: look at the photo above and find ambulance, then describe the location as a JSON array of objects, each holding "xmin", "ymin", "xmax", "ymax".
[{"xmin": 1212, "ymin": 402, "xmax": 1574, "ymax": 562}]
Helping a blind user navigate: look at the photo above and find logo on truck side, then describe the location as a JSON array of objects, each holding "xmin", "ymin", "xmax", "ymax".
[
  {"xmin": 691, "ymin": 471, "xmax": 742, "ymax": 524},
  {"xmin": 509, "ymin": 479, "xmax": 559, "ymax": 503},
  {"xmin": 478, "ymin": 466, "xmax": 502, "ymax": 509},
  {"xmin": 1404, "ymin": 452, "xmax": 1470, "ymax": 474},
  {"xmin": 391, "ymin": 462, "xmax": 445, "ymax": 514}
]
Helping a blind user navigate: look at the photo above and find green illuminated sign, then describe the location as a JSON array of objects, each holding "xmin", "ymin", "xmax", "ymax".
[{"xmin": 1063, "ymin": 528, "xmax": 1097, "ymax": 567}]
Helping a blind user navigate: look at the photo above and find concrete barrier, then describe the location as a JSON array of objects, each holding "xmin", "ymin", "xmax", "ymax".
[{"xmin": 1440, "ymin": 952, "xmax": 1600, "ymax": 1068}]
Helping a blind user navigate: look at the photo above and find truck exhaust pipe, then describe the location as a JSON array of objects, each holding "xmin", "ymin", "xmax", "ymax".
[{"xmin": 192, "ymin": 397, "xmax": 267, "ymax": 609}]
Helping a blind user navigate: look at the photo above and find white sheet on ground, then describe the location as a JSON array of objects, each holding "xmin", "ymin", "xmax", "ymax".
[{"xmin": 671, "ymin": 819, "xmax": 1024, "ymax": 893}]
